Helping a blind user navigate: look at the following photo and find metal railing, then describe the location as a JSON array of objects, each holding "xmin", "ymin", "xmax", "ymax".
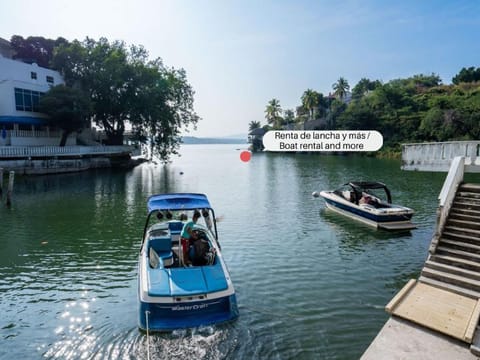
[
  {"xmin": 429, "ymin": 156, "xmax": 465, "ymax": 254},
  {"xmin": 9, "ymin": 129, "xmax": 63, "ymax": 138},
  {"xmin": 0, "ymin": 145, "xmax": 135, "ymax": 158}
]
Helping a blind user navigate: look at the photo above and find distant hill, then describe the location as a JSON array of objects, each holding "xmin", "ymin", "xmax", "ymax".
[{"xmin": 182, "ymin": 136, "xmax": 247, "ymax": 144}]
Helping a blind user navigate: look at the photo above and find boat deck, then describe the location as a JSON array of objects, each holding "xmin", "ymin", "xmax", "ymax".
[{"xmin": 147, "ymin": 263, "xmax": 228, "ymax": 297}]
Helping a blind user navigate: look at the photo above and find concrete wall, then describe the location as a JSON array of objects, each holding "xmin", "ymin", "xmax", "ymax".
[
  {"xmin": 402, "ymin": 141, "xmax": 480, "ymax": 172},
  {"xmin": 0, "ymin": 157, "xmax": 120, "ymax": 175}
]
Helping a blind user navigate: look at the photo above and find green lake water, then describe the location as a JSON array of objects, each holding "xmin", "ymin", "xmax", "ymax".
[{"xmin": 1, "ymin": 144, "xmax": 476, "ymax": 359}]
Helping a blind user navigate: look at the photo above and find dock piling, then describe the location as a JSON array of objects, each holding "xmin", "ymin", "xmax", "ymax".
[
  {"xmin": 6, "ymin": 171, "xmax": 14, "ymax": 207},
  {"xmin": 0, "ymin": 167, "xmax": 3, "ymax": 198}
]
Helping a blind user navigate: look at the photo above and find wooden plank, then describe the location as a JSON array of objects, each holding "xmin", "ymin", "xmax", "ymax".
[
  {"xmin": 464, "ymin": 299, "xmax": 480, "ymax": 343},
  {"xmin": 385, "ymin": 279, "xmax": 416, "ymax": 313},
  {"xmin": 390, "ymin": 282, "xmax": 478, "ymax": 342},
  {"xmin": 378, "ymin": 222, "xmax": 417, "ymax": 231}
]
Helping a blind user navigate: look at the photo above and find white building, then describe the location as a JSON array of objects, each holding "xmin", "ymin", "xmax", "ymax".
[{"xmin": 0, "ymin": 54, "xmax": 68, "ymax": 146}]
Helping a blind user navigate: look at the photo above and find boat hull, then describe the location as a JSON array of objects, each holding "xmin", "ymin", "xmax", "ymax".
[
  {"xmin": 138, "ymin": 294, "xmax": 238, "ymax": 332},
  {"xmin": 321, "ymin": 191, "xmax": 416, "ymax": 230}
]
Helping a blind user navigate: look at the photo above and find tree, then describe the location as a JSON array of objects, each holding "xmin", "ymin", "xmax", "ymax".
[
  {"xmin": 39, "ymin": 85, "xmax": 92, "ymax": 146},
  {"xmin": 265, "ymin": 99, "xmax": 283, "ymax": 129},
  {"xmin": 52, "ymin": 38, "xmax": 133, "ymax": 145},
  {"xmin": 410, "ymin": 73, "xmax": 442, "ymax": 88},
  {"xmin": 129, "ymin": 59, "xmax": 200, "ymax": 162},
  {"xmin": 352, "ymin": 78, "xmax": 381, "ymax": 100},
  {"xmin": 248, "ymin": 121, "xmax": 261, "ymax": 131},
  {"xmin": 10, "ymin": 35, "xmax": 68, "ymax": 68},
  {"xmin": 301, "ymin": 89, "xmax": 320, "ymax": 121},
  {"xmin": 51, "ymin": 40, "xmax": 88, "ymax": 87},
  {"xmin": 52, "ymin": 38, "xmax": 199, "ymax": 161},
  {"xmin": 337, "ymin": 100, "xmax": 377, "ymax": 130},
  {"xmin": 333, "ymin": 77, "xmax": 350, "ymax": 99},
  {"xmin": 283, "ymin": 109, "xmax": 295, "ymax": 127},
  {"xmin": 327, "ymin": 99, "xmax": 347, "ymax": 129},
  {"xmin": 419, "ymin": 108, "xmax": 459, "ymax": 141},
  {"xmin": 452, "ymin": 67, "xmax": 480, "ymax": 85}
]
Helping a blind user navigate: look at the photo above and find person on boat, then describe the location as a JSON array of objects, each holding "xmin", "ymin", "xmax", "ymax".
[
  {"xmin": 360, "ymin": 195, "xmax": 378, "ymax": 206},
  {"xmin": 180, "ymin": 210, "xmax": 201, "ymax": 265},
  {"xmin": 359, "ymin": 195, "xmax": 369, "ymax": 205}
]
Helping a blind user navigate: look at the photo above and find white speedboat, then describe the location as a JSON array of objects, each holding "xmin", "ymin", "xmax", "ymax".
[
  {"xmin": 317, "ymin": 182, "xmax": 416, "ymax": 230},
  {"xmin": 138, "ymin": 193, "xmax": 238, "ymax": 332}
]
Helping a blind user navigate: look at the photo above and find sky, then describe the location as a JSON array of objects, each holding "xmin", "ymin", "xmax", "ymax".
[{"xmin": 1, "ymin": 0, "xmax": 479, "ymax": 137}]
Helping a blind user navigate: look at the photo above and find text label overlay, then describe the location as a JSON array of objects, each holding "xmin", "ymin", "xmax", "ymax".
[{"xmin": 263, "ymin": 130, "xmax": 383, "ymax": 152}]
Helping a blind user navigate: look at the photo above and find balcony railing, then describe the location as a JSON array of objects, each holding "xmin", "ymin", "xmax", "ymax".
[
  {"xmin": 10, "ymin": 129, "xmax": 63, "ymax": 138},
  {"xmin": 0, "ymin": 145, "xmax": 135, "ymax": 158}
]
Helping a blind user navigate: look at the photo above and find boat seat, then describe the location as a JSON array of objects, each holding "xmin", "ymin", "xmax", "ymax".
[
  {"xmin": 149, "ymin": 247, "xmax": 161, "ymax": 269},
  {"xmin": 168, "ymin": 221, "xmax": 183, "ymax": 235},
  {"xmin": 149, "ymin": 237, "xmax": 173, "ymax": 266},
  {"xmin": 168, "ymin": 221, "xmax": 184, "ymax": 245}
]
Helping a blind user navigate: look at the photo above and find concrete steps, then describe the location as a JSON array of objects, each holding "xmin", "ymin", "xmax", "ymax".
[
  {"xmin": 430, "ymin": 254, "xmax": 480, "ymax": 272},
  {"xmin": 420, "ymin": 182, "xmax": 480, "ymax": 302},
  {"xmin": 422, "ymin": 261, "xmax": 480, "ymax": 295},
  {"xmin": 419, "ymin": 275, "xmax": 480, "ymax": 299}
]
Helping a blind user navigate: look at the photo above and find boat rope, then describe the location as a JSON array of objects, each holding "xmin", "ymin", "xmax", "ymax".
[{"xmin": 145, "ymin": 310, "xmax": 151, "ymax": 360}]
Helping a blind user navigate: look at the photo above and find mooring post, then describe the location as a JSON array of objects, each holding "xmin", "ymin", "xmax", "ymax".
[
  {"xmin": 6, "ymin": 171, "xmax": 14, "ymax": 207},
  {"xmin": 0, "ymin": 167, "xmax": 3, "ymax": 198}
]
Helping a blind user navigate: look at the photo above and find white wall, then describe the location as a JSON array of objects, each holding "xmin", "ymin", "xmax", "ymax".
[
  {"xmin": 402, "ymin": 141, "xmax": 480, "ymax": 172},
  {"xmin": 0, "ymin": 56, "xmax": 64, "ymax": 117}
]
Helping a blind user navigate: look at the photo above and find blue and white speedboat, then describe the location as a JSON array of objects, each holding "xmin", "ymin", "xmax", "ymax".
[
  {"xmin": 317, "ymin": 182, "xmax": 416, "ymax": 230},
  {"xmin": 138, "ymin": 193, "xmax": 238, "ymax": 332}
]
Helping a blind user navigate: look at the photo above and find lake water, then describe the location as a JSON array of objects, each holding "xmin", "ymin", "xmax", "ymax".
[{"xmin": 1, "ymin": 144, "xmax": 475, "ymax": 359}]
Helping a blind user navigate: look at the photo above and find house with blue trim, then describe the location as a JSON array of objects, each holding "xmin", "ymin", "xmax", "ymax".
[
  {"xmin": 0, "ymin": 38, "xmax": 139, "ymax": 174},
  {"xmin": 0, "ymin": 44, "xmax": 70, "ymax": 147}
]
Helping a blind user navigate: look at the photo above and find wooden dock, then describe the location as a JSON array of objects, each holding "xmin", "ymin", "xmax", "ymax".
[
  {"xmin": 386, "ymin": 280, "xmax": 480, "ymax": 343},
  {"xmin": 362, "ymin": 182, "xmax": 480, "ymax": 359}
]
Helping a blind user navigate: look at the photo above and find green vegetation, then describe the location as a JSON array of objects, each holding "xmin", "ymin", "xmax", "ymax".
[
  {"xmin": 264, "ymin": 98, "xmax": 283, "ymax": 129},
  {"xmin": 39, "ymin": 85, "xmax": 92, "ymax": 146},
  {"xmin": 11, "ymin": 35, "xmax": 200, "ymax": 162},
  {"xmin": 332, "ymin": 77, "xmax": 350, "ymax": 99},
  {"xmin": 248, "ymin": 121, "xmax": 261, "ymax": 131},
  {"xmin": 260, "ymin": 73, "xmax": 480, "ymax": 157}
]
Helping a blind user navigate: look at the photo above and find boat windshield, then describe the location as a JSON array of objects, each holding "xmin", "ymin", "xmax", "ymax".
[
  {"xmin": 335, "ymin": 182, "xmax": 392, "ymax": 205},
  {"xmin": 142, "ymin": 207, "xmax": 218, "ymax": 247}
]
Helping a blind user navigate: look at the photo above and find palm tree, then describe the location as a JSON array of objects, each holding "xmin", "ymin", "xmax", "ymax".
[
  {"xmin": 332, "ymin": 77, "xmax": 350, "ymax": 99},
  {"xmin": 283, "ymin": 109, "xmax": 295, "ymax": 128},
  {"xmin": 265, "ymin": 98, "xmax": 283, "ymax": 128},
  {"xmin": 248, "ymin": 120, "xmax": 261, "ymax": 132},
  {"xmin": 301, "ymin": 89, "xmax": 320, "ymax": 121}
]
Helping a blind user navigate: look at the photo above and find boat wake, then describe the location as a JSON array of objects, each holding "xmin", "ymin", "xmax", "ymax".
[{"xmin": 42, "ymin": 324, "xmax": 241, "ymax": 360}]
